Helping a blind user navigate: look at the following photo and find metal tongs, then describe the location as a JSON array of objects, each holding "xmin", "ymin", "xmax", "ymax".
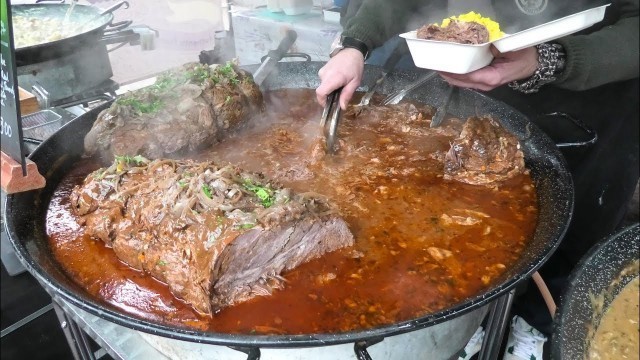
[
  {"xmin": 320, "ymin": 87, "xmax": 343, "ymax": 154},
  {"xmin": 357, "ymin": 42, "xmax": 407, "ymax": 107},
  {"xmin": 381, "ymin": 71, "xmax": 437, "ymax": 105},
  {"xmin": 381, "ymin": 71, "xmax": 457, "ymax": 128}
]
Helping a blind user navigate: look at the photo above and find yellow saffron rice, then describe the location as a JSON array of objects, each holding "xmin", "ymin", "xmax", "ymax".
[{"xmin": 440, "ymin": 11, "xmax": 504, "ymax": 42}]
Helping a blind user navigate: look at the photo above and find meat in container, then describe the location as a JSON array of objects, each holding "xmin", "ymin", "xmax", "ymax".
[{"xmin": 399, "ymin": 31, "xmax": 493, "ymax": 74}]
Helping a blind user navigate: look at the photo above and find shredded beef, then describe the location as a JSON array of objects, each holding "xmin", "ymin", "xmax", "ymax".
[
  {"xmin": 417, "ymin": 20, "xmax": 490, "ymax": 44},
  {"xmin": 70, "ymin": 158, "xmax": 354, "ymax": 315},
  {"xmin": 444, "ymin": 116, "xmax": 526, "ymax": 185}
]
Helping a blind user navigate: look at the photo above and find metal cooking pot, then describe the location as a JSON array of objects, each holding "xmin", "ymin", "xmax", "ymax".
[
  {"xmin": 3, "ymin": 62, "xmax": 574, "ymax": 358},
  {"xmin": 12, "ymin": 0, "xmax": 131, "ymax": 66},
  {"xmin": 551, "ymin": 223, "xmax": 639, "ymax": 359}
]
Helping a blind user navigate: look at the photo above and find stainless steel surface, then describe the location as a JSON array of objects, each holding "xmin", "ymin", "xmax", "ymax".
[
  {"xmin": 136, "ymin": 306, "xmax": 489, "ymax": 360},
  {"xmin": 382, "ymin": 71, "xmax": 437, "ymax": 105},
  {"xmin": 52, "ymin": 296, "xmax": 168, "ymax": 360},
  {"xmin": 431, "ymin": 85, "xmax": 455, "ymax": 128}
]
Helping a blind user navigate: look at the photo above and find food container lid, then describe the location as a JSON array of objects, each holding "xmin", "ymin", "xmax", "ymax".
[{"xmin": 493, "ymin": 4, "xmax": 610, "ymax": 53}]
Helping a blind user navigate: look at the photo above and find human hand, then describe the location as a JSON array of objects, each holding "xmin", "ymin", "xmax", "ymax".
[
  {"xmin": 316, "ymin": 48, "xmax": 365, "ymax": 110},
  {"xmin": 439, "ymin": 46, "xmax": 538, "ymax": 91}
]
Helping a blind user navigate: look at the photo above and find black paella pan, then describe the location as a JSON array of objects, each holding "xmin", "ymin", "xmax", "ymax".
[{"xmin": 3, "ymin": 61, "xmax": 575, "ymax": 347}]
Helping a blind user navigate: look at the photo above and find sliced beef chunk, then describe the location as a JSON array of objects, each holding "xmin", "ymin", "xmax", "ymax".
[
  {"xmin": 417, "ymin": 20, "xmax": 489, "ymax": 44},
  {"xmin": 444, "ymin": 116, "xmax": 525, "ymax": 185},
  {"xmin": 70, "ymin": 158, "xmax": 354, "ymax": 315},
  {"xmin": 84, "ymin": 62, "xmax": 264, "ymax": 161}
]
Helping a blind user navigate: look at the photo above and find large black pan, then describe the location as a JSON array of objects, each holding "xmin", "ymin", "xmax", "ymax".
[
  {"xmin": 551, "ymin": 223, "xmax": 639, "ymax": 359},
  {"xmin": 12, "ymin": 1, "xmax": 130, "ymax": 66},
  {"xmin": 3, "ymin": 62, "xmax": 574, "ymax": 348}
]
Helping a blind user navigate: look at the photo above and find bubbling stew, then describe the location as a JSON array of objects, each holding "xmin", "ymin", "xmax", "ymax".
[{"xmin": 46, "ymin": 89, "xmax": 538, "ymax": 334}]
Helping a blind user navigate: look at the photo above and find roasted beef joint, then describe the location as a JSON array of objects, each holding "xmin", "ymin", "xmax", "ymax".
[
  {"xmin": 84, "ymin": 62, "xmax": 264, "ymax": 160},
  {"xmin": 70, "ymin": 157, "xmax": 354, "ymax": 315},
  {"xmin": 444, "ymin": 116, "xmax": 526, "ymax": 185}
]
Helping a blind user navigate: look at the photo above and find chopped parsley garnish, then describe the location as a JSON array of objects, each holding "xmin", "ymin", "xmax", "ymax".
[
  {"xmin": 152, "ymin": 73, "xmax": 177, "ymax": 92},
  {"xmin": 157, "ymin": 260, "xmax": 167, "ymax": 266},
  {"xmin": 186, "ymin": 64, "xmax": 211, "ymax": 85},
  {"xmin": 243, "ymin": 180, "xmax": 275, "ymax": 208},
  {"xmin": 178, "ymin": 180, "xmax": 187, "ymax": 188},
  {"xmin": 236, "ymin": 223, "xmax": 255, "ymax": 230},
  {"xmin": 115, "ymin": 155, "xmax": 149, "ymax": 166},
  {"xmin": 202, "ymin": 184, "xmax": 213, "ymax": 199},
  {"xmin": 117, "ymin": 97, "xmax": 163, "ymax": 114}
]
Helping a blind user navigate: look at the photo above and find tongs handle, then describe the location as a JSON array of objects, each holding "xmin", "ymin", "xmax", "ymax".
[
  {"xmin": 359, "ymin": 43, "xmax": 407, "ymax": 106},
  {"xmin": 430, "ymin": 85, "xmax": 456, "ymax": 128},
  {"xmin": 320, "ymin": 88, "xmax": 343, "ymax": 154},
  {"xmin": 382, "ymin": 71, "xmax": 437, "ymax": 105}
]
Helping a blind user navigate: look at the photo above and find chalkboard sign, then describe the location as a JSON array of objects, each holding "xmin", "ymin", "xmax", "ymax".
[{"xmin": 1, "ymin": 0, "xmax": 26, "ymax": 175}]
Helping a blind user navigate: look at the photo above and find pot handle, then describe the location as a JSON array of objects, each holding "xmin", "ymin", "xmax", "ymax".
[
  {"xmin": 260, "ymin": 53, "xmax": 312, "ymax": 63},
  {"xmin": 99, "ymin": 0, "xmax": 130, "ymax": 16},
  {"xmin": 35, "ymin": 0, "xmax": 66, "ymax": 3},
  {"xmin": 104, "ymin": 20, "xmax": 133, "ymax": 33},
  {"xmin": 535, "ymin": 112, "xmax": 598, "ymax": 149},
  {"xmin": 354, "ymin": 337, "xmax": 384, "ymax": 360},
  {"xmin": 228, "ymin": 346, "xmax": 261, "ymax": 360}
]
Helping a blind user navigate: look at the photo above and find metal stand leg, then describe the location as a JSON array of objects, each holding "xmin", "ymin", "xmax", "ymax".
[
  {"xmin": 477, "ymin": 289, "xmax": 516, "ymax": 360},
  {"xmin": 52, "ymin": 300, "xmax": 96, "ymax": 360}
]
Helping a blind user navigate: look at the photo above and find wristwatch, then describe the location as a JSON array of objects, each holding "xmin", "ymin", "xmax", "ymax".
[{"xmin": 330, "ymin": 35, "xmax": 370, "ymax": 60}]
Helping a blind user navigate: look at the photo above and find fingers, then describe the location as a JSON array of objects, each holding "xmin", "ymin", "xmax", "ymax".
[
  {"xmin": 339, "ymin": 79, "xmax": 360, "ymax": 110},
  {"xmin": 315, "ymin": 49, "xmax": 364, "ymax": 108},
  {"xmin": 489, "ymin": 44, "xmax": 502, "ymax": 57},
  {"xmin": 316, "ymin": 72, "xmax": 349, "ymax": 106},
  {"xmin": 439, "ymin": 67, "xmax": 502, "ymax": 91}
]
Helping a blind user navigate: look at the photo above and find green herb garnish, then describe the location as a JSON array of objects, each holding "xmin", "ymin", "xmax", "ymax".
[
  {"xmin": 243, "ymin": 180, "xmax": 275, "ymax": 208},
  {"xmin": 157, "ymin": 260, "xmax": 167, "ymax": 266},
  {"xmin": 178, "ymin": 180, "xmax": 187, "ymax": 188},
  {"xmin": 202, "ymin": 184, "xmax": 213, "ymax": 199},
  {"xmin": 117, "ymin": 97, "xmax": 163, "ymax": 114},
  {"xmin": 186, "ymin": 64, "xmax": 211, "ymax": 85},
  {"xmin": 237, "ymin": 223, "xmax": 255, "ymax": 230},
  {"xmin": 115, "ymin": 155, "xmax": 149, "ymax": 166}
]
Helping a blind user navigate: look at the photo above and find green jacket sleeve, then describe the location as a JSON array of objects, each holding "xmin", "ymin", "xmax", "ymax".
[
  {"xmin": 554, "ymin": 0, "xmax": 639, "ymax": 90},
  {"xmin": 341, "ymin": 0, "xmax": 421, "ymax": 51}
]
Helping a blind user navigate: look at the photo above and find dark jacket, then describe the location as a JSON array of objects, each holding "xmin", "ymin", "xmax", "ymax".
[{"xmin": 341, "ymin": 0, "xmax": 639, "ymax": 90}]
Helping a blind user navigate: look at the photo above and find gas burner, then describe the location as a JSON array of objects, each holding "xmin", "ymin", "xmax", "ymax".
[
  {"xmin": 16, "ymin": 26, "xmax": 153, "ymax": 110},
  {"xmin": 53, "ymin": 79, "xmax": 119, "ymax": 108}
]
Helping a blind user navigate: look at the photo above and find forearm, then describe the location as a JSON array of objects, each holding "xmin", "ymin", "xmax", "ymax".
[
  {"xmin": 554, "ymin": 12, "xmax": 639, "ymax": 90},
  {"xmin": 341, "ymin": 0, "xmax": 419, "ymax": 51}
]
